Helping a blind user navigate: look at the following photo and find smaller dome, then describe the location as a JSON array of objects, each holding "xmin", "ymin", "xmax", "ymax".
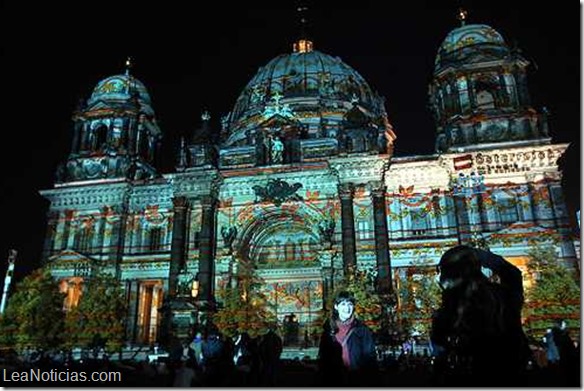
[
  {"xmin": 88, "ymin": 74, "xmax": 152, "ymax": 106},
  {"xmin": 435, "ymin": 24, "xmax": 509, "ymax": 71}
]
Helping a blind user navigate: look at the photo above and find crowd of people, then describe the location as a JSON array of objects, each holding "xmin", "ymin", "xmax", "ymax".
[
  {"xmin": 429, "ymin": 245, "xmax": 579, "ymax": 386},
  {"xmin": 1, "ymin": 245, "xmax": 578, "ymax": 386},
  {"xmin": 156, "ymin": 245, "xmax": 578, "ymax": 387}
]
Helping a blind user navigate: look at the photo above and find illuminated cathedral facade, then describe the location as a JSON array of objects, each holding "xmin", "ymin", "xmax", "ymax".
[{"xmin": 41, "ymin": 20, "xmax": 576, "ymax": 344}]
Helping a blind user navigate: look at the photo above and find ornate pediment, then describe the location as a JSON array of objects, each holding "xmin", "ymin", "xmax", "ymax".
[
  {"xmin": 259, "ymin": 113, "xmax": 300, "ymax": 129},
  {"xmin": 46, "ymin": 249, "xmax": 97, "ymax": 276}
]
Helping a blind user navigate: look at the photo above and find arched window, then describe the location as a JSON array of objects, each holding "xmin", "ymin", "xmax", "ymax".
[
  {"xmin": 474, "ymin": 78, "xmax": 498, "ymax": 110},
  {"xmin": 503, "ymin": 74, "xmax": 518, "ymax": 106},
  {"xmin": 95, "ymin": 124, "xmax": 108, "ymax": 150},
  {"xmin": 476, "ymin": 90, "xmax": 495, "ymax": 110},
  {"xmin": 74, "ymin": 227, "xmax": 92, "ymax": 253},
  {"xmin": 139, "ymin": 132, "xmax": 150, "ymax": 158},
  {"xmin": 457, "ymin": 76, "xmax": 470, "ymax": 113},
  {"xmin": 149, "ymin": 227, "xmax": 163, "ymax": 252}
]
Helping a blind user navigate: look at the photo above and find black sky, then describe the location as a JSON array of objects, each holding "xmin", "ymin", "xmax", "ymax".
[{"xmin": 1, "ymin": 1, "xmax": 580, "ymax": 280}]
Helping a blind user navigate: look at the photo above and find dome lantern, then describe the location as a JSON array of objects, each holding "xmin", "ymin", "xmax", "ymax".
[{"xmin": 293, "ymin": 38, "xmax": 313, "ymax": 53}]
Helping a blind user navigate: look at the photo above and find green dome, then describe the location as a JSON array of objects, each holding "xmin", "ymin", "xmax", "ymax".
[
  {"xmin": 89, "ymin": 74, "xmax": 152, "ymax": 105},
  {"xmin": 225, "ymin": 47, "xmax": 386, "ymax": 145},
  {"xmin": 435, "ymin": 24, "xmax": 509, "ymax": 71}
]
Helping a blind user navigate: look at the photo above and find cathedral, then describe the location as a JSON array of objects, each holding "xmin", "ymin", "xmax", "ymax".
[{"xmin": 40, "ymin": 15, "xmax": 576, "ymax": 345}]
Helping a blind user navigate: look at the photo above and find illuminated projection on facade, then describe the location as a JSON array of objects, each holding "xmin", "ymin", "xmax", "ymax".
[{"xmin": 40, "ymin": 22, "xmax": 576, "ymax": 343}]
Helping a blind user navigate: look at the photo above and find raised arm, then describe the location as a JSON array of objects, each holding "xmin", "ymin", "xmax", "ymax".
[{"xmin": 475, "ymin": 248, "xmax": 524, "ymax": 305}]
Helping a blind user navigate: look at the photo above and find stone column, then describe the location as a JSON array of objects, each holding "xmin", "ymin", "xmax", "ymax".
[
  {"xmin": 71, "ymin": 122, "xmax": 82, "ymax": 155},
  {"xmin": 127, "ymin": 117, "xmax": 137, "ymax": 155},
  {"xmin": 42, "ymin": 210, "xmax": 59, "ymax": 262},
  {"xmin": 514, "ymin": 70, "xmax": 530, "ymax": 107},
  {"xmin": 467, "ymin": 76, "xmax": 476, "ymax": 111},
  {"xmin": 370, "ymin": 182, "xmax": 392, "ymax": 295},
  {"xmin": 468, "ymin": 194, "xmax": 483, "ymax": 230},
  {"xmin": 319, "ymin": 249, "xmax": 338, "ymax": 311},
  {"xmin": 108, "ymin": 205, "xmax": 128, "ymax": 279},
  {"xmin": 338, "ymin": 183, "xmax": 356, "ymax": 272},
  {"xmin": 198, "ymin": 195, "xmax": 217, "ymax": 304},
  {"xmin": 96, "ymin": 206, "xmax": 108, "ymax": 254},
  {"xmin": 169, "ymin": 196, "xmax": 189, "ymax": 298},
  {"xmin": 62, "ymin": 210, "xmax": 74, "ymax": 250},
  {"xmin": 125, "ymin": 279, "xmax": 140, "ymax": 343}
]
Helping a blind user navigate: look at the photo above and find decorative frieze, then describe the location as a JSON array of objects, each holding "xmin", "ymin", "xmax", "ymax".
[
  {"xmin": 329, "ymin": 155, "xmax": 389, "ymax": 184},
  {"xmin": 129, "ymin": 183, "xmax": 173, "ymax": 211},
  {"xmin": 473, "ymin": 144, "xmax": 566, "ymax": 175},
  {"xmin": 167, "ymin": 171, "xmax": 222, "ymax": 198},
  {"xmin": 41, "ymin": 183, "xmax": 131, "ymax": 210},
  {"xmin": 387, "ymin": 159, "xmax": 450, "ymax": 192}
]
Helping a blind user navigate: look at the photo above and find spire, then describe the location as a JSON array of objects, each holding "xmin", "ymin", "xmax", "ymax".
[
  {"xmin": 200, "ymin": 110, "xmax": 211, "ymax": 141},
  {"xmin": 293, "ymin": 1, "xmax": 313, "ymax": 53},
  {"xmin": 125, "ymin": 56, "xmax": 132, "ymax": 76},
  {"xmin": 457, "ymin": 7, "xmax": 468, "ymax": 26},
  {"xmin": 125, "ymin": 56, "xmax": 133, "ymax": 94},
  {"xmin": 192, "ymin": 110, "xmax": 212, "ymax": 144}
]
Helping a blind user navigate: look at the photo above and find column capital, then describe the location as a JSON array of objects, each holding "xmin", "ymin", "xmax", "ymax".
[
  {"xmin": 200, "ymin": 195, "xmax": 217, "ymax": 209},
  {"xmin": 172, "ymin": 196, "xmax": 189, "ymax": 209},
  {"xmin": 338, "ymin": 182, "xmax": 355, "ymax": 200},
  {"xmin": 368, "ymin": 181, "xmax": 387, "ymax": 198}
]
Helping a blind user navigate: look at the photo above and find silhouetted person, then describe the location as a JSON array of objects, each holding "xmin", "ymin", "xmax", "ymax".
[
  {"xmin": 201, "ymin": 327, "xmax": 225, "ymax": 386},
  {"xmin": 317, "ymin": 290, "xmax": 377, "ymax": 386},
  {"xmin": 543, "ymin": 327, "xmax": 560, "ymax": 366},
  {"xmin": 258, "ymin": 326, "xmax": 283, "ymax": 386},
  {"xmin": 233, "ymin": 332, "xmax": 259, "ymax": 386},
  {"xmin": 430, "ymin": 246, "xmax": 531, "ymax": 386},
  {"xmin": 551, "ymin": 319, "xmax": 580, "ymax": 386}
]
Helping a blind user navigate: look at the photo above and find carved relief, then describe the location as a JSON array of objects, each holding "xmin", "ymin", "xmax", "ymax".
[{"xmin": 252, "ymin": 179, "xmax": 303, "ymax": 206}]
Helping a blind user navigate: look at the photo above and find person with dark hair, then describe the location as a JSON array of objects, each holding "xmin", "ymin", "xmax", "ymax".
[
  {"xmin": 430, "ymin": 245, "xmax": 531, "ymax": 386},
  {"xmin": 201, "ymin": 327, "xmax": 226, "ymax": 386},
  {"xmin": 258, "ymin": 326, "xmax": 283, "ymax": 386},
  {"xmin": 317, "ymin": 290, "xmax": 377, "ymax": 386},
  {"xmin": 232, "ymin": 332, "xmax": 256, "ymax": 385}
]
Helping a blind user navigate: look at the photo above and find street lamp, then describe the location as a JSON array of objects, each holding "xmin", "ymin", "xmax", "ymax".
[
  {"xmin": 0, "ymin": 249, "xmax": 17, "ymax": 315},
  {"xmin": 191, "ymin": 278, "xmax": 199, "ymax": 299}
]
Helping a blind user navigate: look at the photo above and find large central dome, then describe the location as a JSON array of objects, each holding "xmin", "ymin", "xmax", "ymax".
[{"xmin": 224, "ymin": 41, "xmax": 388, "ymax": 146}]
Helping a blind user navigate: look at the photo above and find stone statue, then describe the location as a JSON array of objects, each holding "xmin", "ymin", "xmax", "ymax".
[
  {"xmin": 271, "ymin": 136, "xmax": 284, "ymax": 163},
  {"xmin": 221, "ymin": 225, "xmax": 238, "ymax": 253}
]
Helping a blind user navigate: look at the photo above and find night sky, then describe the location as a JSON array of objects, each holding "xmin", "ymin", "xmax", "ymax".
[{"xmin": 1, "ymin": 1, "xmax": 580, "ymax": 282}]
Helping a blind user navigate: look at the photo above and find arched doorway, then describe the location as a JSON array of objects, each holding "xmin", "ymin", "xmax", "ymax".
[{"xmin": 236, "ymin": 205, "xmax": 327, "ymax": 346}]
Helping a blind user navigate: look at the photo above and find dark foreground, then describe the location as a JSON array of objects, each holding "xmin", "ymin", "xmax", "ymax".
[{"xmin": 0, "ymin": 356, "xmax": 578, "ymax": 387}]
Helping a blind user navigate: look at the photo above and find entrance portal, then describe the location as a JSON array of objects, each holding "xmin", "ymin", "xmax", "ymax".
[{"xmin": 260, "ymin": 272, "xmax": 324, "ymax": 347}]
